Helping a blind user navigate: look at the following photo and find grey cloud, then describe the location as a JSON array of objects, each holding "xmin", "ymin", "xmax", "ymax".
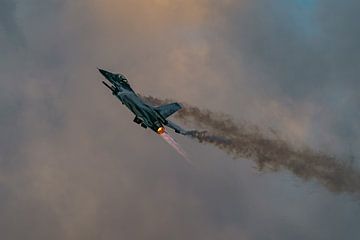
[
  {"xmin": 0, "ymin": 0, "xmax": 25, "ymax": 47},
  {"xmin": 203, "ymin": 0, "xmax": 360, "ymax": 157},
  {"xmin": 1, "ymin": 1, "xmax": 360, "ymax": 240}
]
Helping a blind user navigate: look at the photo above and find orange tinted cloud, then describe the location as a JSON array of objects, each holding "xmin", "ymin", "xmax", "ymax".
[{"xmin": 91, "ymin": 0, "xmax": 211, "ymax": 32}]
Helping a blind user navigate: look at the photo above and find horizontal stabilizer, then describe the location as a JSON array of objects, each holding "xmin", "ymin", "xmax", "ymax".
[
  {"xmin": 165, "ymin": 120, "xmax": 187, "ymax": 135},
  {"xmin": 155, "ymin": 103, "xmax": 182, "ymax": 119}
]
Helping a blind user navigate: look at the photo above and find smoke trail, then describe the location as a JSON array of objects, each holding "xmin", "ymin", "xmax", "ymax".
[
  {"xmin": 143, "ymin": 96, "xmax": 360, "ymax": 194},
  {"xmin": 160, "ymin": 132, "xmax": 192, "ymax": 165}
]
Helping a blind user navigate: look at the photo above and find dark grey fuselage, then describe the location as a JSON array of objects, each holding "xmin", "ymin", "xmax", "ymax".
[
  {"xmin": 99, "ymin": 69, "xmax": 167, "ymax": 133},
  {"xmin": 116, "ymin": 90, "xmax": 167, "ymax": 131}
]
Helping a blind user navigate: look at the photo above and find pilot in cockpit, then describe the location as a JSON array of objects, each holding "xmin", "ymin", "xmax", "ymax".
[{"xmin": 119, "ymin": 74, "xmax": 128, "ymax": 83}]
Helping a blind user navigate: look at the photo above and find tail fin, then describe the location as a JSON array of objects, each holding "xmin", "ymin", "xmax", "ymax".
[{"xmin": 155, "ymin": 103, "xmax": 182, "ymax": 119}]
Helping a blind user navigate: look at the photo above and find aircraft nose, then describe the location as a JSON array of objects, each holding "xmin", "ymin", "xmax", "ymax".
[
  {"xmin": 98, "ymin": 68, "xmax": 118, "ymax": 83},
  {"xmin": 98, "ymin": 68, "xmax": 108, "ymax": 77}
]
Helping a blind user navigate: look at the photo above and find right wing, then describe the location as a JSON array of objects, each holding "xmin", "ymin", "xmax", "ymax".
[{"xmin": 155, "ymin": 103, "xmax": 182, "ymax": 119}]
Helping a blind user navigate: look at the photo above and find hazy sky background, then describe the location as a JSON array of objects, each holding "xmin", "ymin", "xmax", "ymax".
[{"xmin": 1, "ymin": 0, "xmax": 359, "ymax": 239}]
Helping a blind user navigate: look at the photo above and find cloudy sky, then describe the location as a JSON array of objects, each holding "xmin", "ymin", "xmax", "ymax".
[{"xmin": 1, "ymin": 0, "xmax": 359, "ymax": 239}]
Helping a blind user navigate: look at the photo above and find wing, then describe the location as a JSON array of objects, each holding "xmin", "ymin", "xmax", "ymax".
[{"xmin": 155, "ymin": 103, "xmax": 182, "ymax": 119}]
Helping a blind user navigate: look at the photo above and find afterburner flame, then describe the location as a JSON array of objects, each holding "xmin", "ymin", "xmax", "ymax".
[
  {"xmin": 160, "ymin": 132, "xmax": 192, "ymax": 165},
  {"xmin": 157, "ymin": 127, "xmax": 166, "ymax": 134}
]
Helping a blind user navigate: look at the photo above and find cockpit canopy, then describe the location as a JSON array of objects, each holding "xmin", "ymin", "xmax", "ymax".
[{"xmin": 118, "ymin": 74, "xmax": 128, "ymax": 83}]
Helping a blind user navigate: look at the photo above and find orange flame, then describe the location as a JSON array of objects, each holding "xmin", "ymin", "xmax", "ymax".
[
  {"xmin": 157, "ymin": 127, "xmax": 166, "ymax": 134},
  {"xmin": 160, "ymin": 132, "xmax": 192, "ymax": 165}
]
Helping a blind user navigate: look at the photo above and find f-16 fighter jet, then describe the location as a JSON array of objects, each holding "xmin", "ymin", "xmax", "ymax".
[{"xmin": 99, "ymin": 68, "xmax": 187, "ymax": 135}]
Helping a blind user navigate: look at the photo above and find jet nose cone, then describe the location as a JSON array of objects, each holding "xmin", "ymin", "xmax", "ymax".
[
  {"xmin": 98, "ymin": 68, "xmax": 117, "ymax": 83},
  {"xmin": 98, "ymin": 68, "xmax": 107, "ymax": 76}
]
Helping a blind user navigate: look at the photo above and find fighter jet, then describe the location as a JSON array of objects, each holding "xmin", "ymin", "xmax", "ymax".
[{"xmin": 99, "ymin": 68, "xmax": 187, "ymax": 135}]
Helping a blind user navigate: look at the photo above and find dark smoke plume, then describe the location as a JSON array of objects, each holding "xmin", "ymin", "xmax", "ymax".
[{"xmin": 143, "ymin": 96, "xmax": 360, "ymax": 195}]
